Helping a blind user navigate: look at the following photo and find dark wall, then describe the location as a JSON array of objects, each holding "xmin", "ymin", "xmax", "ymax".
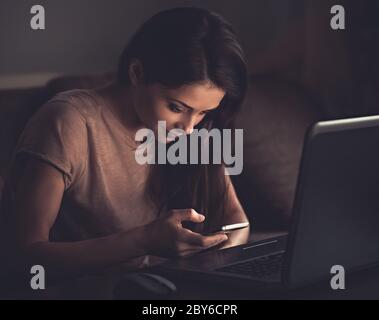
[
  {"xmin": 1, "ymin": 0, "xmax": 377, "ymax": 118},
  {"xmin": 0, "ymin": 0, "xmax": 292, "ymax": 79}
]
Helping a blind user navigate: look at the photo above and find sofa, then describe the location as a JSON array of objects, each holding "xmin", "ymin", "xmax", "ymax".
[{"xmin": 0, "ymin": 72, "xmax": 321, "ymax": 239}]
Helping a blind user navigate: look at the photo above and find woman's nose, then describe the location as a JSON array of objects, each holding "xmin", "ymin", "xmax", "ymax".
[
  {"xmin": 176, "ymin": 117, "xmax": 196, "ymax": 135},
  {"xmin": 184, "ymin": 126, "xmax": 194, "ymax": 135}
]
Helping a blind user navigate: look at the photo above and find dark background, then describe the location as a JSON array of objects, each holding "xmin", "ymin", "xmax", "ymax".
[
  {"xmin": 0, "ymin": 0, "xmax": 297, "ymax": 78},
  {"xmin": 1, "ymin": 0, "xmax": 378, "ymax": 118}
]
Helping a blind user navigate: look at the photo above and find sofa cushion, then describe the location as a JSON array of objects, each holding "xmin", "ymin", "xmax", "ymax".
[
  {"xmin": 233, "ymin": 76, "xmax": 321, "ymax": 229},
  {"xmin": 45, "ymin": 72, "xmax": 115, "ymax": 98}
]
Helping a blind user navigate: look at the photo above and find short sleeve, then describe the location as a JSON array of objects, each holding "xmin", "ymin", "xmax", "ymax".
[{"xmin": 13, "ymin": 99, "xmax": 88, "ymax": 190}]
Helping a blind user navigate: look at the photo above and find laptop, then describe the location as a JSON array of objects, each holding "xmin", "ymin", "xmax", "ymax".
[{"xmin": 155, "ymin": 115, "xmax": 379, "ymax": 290}]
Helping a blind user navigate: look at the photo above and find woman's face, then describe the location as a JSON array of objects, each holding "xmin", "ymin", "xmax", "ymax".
[{"xmin": 131, "ymin": 81, "xmax": 225, "ymax": 143}]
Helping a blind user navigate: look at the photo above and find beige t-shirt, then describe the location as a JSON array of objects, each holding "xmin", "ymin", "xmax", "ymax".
[{"xmin": 4, "ymin": 89, "xmax": 158, "ymax": 242}]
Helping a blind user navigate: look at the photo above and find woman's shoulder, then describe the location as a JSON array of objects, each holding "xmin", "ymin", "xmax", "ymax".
[{"xmin": 45, "ymin": 88, "xmax": 102, "ymax": 121}]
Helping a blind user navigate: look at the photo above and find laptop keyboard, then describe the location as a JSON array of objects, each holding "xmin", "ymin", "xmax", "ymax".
[{"xmin": 215, "ymin": 252, "xmax": 284, "ymax": 278}]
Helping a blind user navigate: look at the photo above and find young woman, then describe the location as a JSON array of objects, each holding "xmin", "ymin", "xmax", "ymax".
[{"xmin": 1, "ymin": 7, "xmax": 249, "ymax": 278}]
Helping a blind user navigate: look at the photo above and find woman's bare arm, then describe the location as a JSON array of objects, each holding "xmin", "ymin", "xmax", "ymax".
[
  {"xmin": 8, "ymin": 157, "xmax": 227, "ymax": 279},
  {"xmin": 9, "ymin": 157, "xmax": 150, "ymax": 278}
]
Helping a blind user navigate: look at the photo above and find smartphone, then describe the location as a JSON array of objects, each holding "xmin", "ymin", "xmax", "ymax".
[{"xmin": 205, "ymin": 222, "xmax": 249, "ymax": 235}]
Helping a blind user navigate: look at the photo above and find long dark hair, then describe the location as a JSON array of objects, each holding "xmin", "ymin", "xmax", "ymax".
[{"xmin": 118, "ymin": 7, "xmax": 247, "ymax": 233}]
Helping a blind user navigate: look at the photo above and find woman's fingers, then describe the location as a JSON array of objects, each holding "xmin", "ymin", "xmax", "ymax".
[
  {"xmin": 165, "ymin": 208, "xmax": 228, "ymax": 256},
  {"xmin": 179, "ymin": 228, "xmax": 228, "ymax": 248},
  {"xmin": 172, "ymin": 208, "xmax": 205, "ymax": 224}
]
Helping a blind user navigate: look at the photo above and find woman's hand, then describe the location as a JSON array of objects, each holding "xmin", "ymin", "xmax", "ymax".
[{"xmin": 142, "ymin": 209, "xmax": 228, "ymax": 258}]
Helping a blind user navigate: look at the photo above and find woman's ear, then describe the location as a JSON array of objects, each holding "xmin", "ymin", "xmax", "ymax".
[{"xmin": 128, "ymin": 59, "xmax": 144, "ymax": 85}]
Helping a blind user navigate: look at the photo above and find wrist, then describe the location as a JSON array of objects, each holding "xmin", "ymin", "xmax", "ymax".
[
  {"xmin": 117, "ymin": 223, "xmax": 152, "ymax": 260},
  {"xmin": 132, "ymin": 223, "xmax": 153, "ymax": 256}
]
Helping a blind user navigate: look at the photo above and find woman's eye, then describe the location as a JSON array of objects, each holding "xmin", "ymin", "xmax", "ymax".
[{"xmin": 168, "ymin": 103, "xmax": 183, "ymax": 113}]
